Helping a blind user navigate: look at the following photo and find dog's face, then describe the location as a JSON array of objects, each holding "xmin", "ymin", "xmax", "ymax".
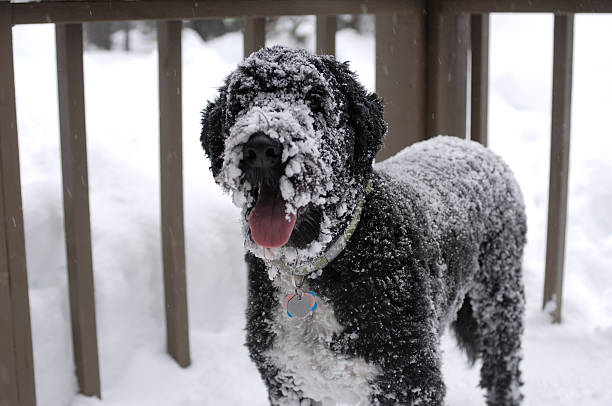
[{"xmin": 201, "ymin": 46, "xmax": 385, "ymax": 267}]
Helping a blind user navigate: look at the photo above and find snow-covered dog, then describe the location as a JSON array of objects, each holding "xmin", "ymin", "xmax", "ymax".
[{"xmin": 201, "ymin": 46, "xmax": 526, "ymax": 406}]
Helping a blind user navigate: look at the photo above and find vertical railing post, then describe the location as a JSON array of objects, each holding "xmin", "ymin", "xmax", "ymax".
[
  {"xmin": 158, "ymin": 20, "xmax": 190, "ymax": 367},
  {"xmin": 56, "ymin": 23, "xmax": 101, "ymax": 398},
  {"xmin": 243, "ymin": 17, "xmax": 265, "ymax": 59},
  {"xmin": 470, "ymin": 13, "xmax": 489, "ymax": 146},
  {"xmin": 543, "ymin": 14, "xmax": 574, "ymax": 323},
  {"xmin": 0, "ymin": 3, "xmax": 37, "ymax": 405},
  {"xmin": 316, "ymin": 15, "xmax": 336, "ymax": 56},
  {"xmin": 375, "ymin": 3, "xmax": 427, "ymax": 161},
  {"xmin": 426, "ymin": 0, "xmax": 470, "ymax": 140}
]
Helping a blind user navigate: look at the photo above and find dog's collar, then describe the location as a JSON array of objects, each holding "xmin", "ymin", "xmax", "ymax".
[{"xmin": 265, "ymin": 180, "xmax": 373, "ymax": 277}]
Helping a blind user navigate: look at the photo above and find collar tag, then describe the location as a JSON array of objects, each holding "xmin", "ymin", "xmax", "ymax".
[{"xmin": 285, "ymin": 291, "xmax": 318, "ymax": 318}]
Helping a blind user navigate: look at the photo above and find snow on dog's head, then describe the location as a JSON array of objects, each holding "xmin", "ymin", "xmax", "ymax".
[{"xmin": 201, "ymin": 46, "xmax": 386, "ymax": 270}]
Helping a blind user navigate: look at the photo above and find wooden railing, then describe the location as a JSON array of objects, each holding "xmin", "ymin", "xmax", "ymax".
[{"xmin": 1, "ymin": 1, "xmax": 610, "ymax": 404}]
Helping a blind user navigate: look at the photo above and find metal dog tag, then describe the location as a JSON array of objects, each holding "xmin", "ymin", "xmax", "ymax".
[{"xmin": 285, "ymin": 291, "xmax": 317, "ymax": 319}]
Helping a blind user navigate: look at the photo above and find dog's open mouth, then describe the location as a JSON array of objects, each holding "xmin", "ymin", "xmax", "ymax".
[{"xmin": 248, "ymin": 183, "xmax": 297, "ymax": 248}]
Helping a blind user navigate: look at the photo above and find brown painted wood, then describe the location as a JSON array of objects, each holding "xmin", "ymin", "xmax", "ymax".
[
  {"xmin": 543, "ymin": 14, "xmax": 574, "ymax": 324},
  {"xmin": 12, "ymin": 0, "xmax": 418, "ymax": 25},
  {"xmin": 55, "ymin": 23, "xmax": 101, "ymax": 398},
  {"xmin": 0, "ymin": 4, "xmax": 37, "ymax": 406},
  {"xmin": 442, "ymin": 0, "xmax": 612, "ymax": 13},
  {"xmin": 375, "ymin": 6, "xmax": 427, "ymax": 161},
  {"xmin": 470, "ymin": 13, "xmax": 489, "ymax": 146},
  {"xmin": 0, "ymin": 204, "xmax": 19, "ymax": 405},
  {"xmin": 244, "ymin": 17, "xmax": 266, "ymax": 59},
  {"xmin": 0, "ymin": 6, "xmax": 21, "ymax": 405},
  {"xmin": 426, "ymin": 0, "xmax": 470, "ymax": 140},
  {"xmin": 316, "ymin": 15, "xmax": 336, "ymax": 56},
  {"xmin": 158, "ymin": 20, "xmax": 190, "ymax": 368}
]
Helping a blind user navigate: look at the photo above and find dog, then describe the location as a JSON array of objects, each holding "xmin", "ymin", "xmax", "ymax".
[{"xmin": 200, "ymin": 46, "xmax": 526, "ymax": 406}]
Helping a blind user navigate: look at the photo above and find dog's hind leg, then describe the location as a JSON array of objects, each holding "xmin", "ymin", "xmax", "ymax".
[{"xmin": 470, "ymin": 212, "xmax": 527, "ymax": 406}]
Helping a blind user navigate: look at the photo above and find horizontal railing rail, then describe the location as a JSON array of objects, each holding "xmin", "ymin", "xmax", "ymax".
[
  {"xmin": 10, "ymin": 0, "xmax": 419, "ymax": 24},
  {"xmin": 1, "ymin": 0, "xmax": 606, "ymax": 404},
  {"xmin": 10, "ymin": 0, "xmax": 612, "ymax": 25},
  {"xmin": 441, "ymin": 0, "xmax": 612, "ymax": 13}
]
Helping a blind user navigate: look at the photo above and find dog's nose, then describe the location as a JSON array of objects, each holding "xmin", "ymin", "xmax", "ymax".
[{"xmin": 242, "ymin": 132, "xmax": 282, "ymax": 169}]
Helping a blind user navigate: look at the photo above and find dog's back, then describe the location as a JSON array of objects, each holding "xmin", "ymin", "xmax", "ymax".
[
  {"xmin": 375, "ymin": 136, "xmax": 525, "ymax": 232},
  {"xmin": 375, "ymin": 135, "xmax": 526, "ymax": 278}
]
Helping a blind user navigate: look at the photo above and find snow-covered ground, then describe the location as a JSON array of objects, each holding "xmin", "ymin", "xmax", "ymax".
[{"xmin": 11, "ymin": 14, "xmax": 612, "ymax": 406}]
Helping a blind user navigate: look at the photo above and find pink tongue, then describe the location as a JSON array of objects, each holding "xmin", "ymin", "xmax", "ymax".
[{"xmin": 248, "ymin": 185, "xmax": 296, "ymax": 248}]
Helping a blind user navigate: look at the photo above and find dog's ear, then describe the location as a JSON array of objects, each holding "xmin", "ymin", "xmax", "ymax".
[
  {"xmin": 316, "ymin": 56, "xmax": 387, "ymax": 174},
  {"xmin": 200, "ymin": 91, "xmax": 227, "ymax": 178}
]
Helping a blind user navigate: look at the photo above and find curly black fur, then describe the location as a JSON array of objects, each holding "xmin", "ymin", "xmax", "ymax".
[{"xmin": 201, "ymin": 46, "xmax": 527, "ymax": 406}]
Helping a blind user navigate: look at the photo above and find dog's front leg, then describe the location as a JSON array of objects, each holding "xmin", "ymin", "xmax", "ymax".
[
  {"xmin": 244, "ymin": 253, "xmax": 287, "ymax": 404},
  {"xmin": 375, "ymin": 324, "xmax": 445, "ymax": 405},
  {"xmin": 357, "ymin": 318, "xmax": 445, "ymax": 405},
  {"xmin": 327, "ymin": 276, "xmax": 446, "ymax": 405},
  {"xmin": 244, "ymin": 253, "xmax": 312, "ymax": 405}
]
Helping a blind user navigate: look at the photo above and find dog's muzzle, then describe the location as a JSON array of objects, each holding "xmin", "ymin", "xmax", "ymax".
[{"xmin": 240, "ymin": 132, "xmax": 297, "ymax": 249}]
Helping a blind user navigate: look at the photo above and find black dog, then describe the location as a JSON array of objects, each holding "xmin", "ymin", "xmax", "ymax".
[{"xmin": 201, "ymin": 46, "xmax": 526, "ymax": 406}]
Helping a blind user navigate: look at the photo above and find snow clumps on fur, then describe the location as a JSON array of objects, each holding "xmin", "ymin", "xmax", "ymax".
[{"xmin": 201, "ymin": 46, "xmax": 385, "ymax": 270}]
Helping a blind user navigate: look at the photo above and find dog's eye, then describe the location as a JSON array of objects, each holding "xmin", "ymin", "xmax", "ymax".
[
  {"xmin": 305, "ymin": 90, "xmax": 319, "ymax": 103},
  {"xmin": 305, "ymin": 91, "xmax": 324, "ymax": 115}
]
